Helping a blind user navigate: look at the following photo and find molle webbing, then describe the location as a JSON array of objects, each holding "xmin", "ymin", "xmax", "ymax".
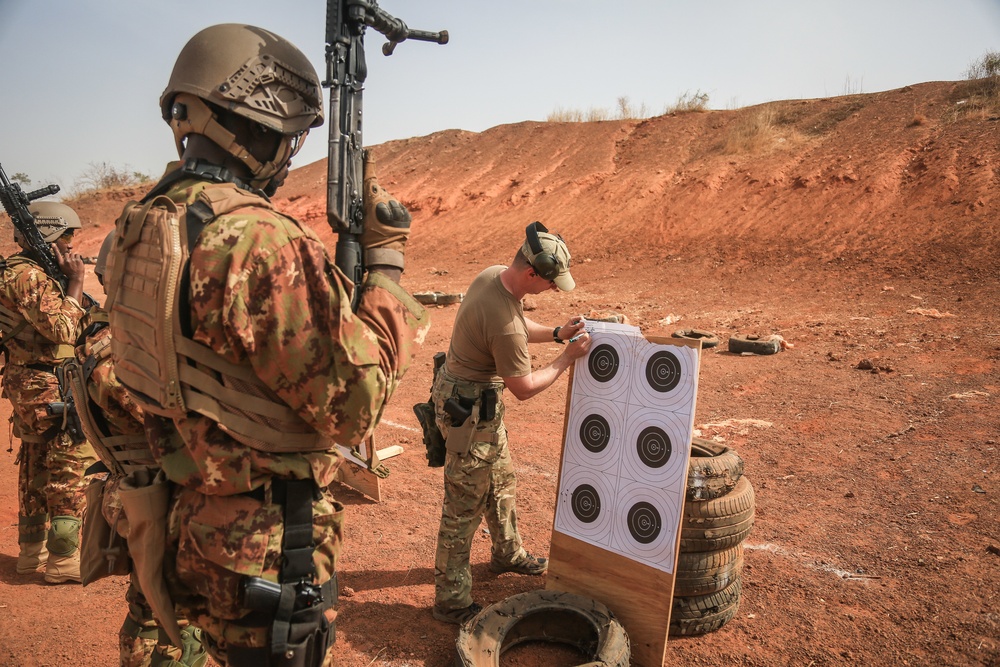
[
  {"xmin": 108, "ymin": 182, "xmax": 330, "ymax": 454},
  {"xmin": 62, "ymin": 342, "xmax": 153, "ymax": 476}
]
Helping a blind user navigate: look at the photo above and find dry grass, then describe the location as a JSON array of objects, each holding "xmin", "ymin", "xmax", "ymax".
[
  {"xmin": 546, "ymin": 96, "xmax": 653, "ymax": 123},
  {"xmin": 71, "ymin": 162, "xmax": 152, "ymax": 197},
  {"xmin": 721, "ymin": 103, "xmax": 783, "ymax": 154},
  {"xmin": 949, "ymin": 50, "xmax": 1000, "ymax": 119},
  {"xmin": 667, "ymin": 90, "xmax": 710, "ymax": 114}
]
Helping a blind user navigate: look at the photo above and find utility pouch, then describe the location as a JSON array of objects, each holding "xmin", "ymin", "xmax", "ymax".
[
  {"xmin": 480, "ymin": 388, "xmax": 498, "ymax": 422},
  {"xmin": 80, "ymin": 476, "xmax": 130, "ymax": 585},
  {"xmin": 444, "ymin": 397, "xmax": 480, "ymax": 456},
  {"xmin": 118, "ymin": 469, "xmax": 185, "ymax": 648}
]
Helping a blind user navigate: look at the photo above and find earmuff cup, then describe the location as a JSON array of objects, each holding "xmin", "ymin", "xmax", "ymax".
[{"xmin": 526, "ymin": 221, "xmax": 560, "ymax": 280}]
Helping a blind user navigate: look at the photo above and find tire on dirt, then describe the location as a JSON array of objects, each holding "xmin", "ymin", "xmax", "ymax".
[
  {"xmin": 669, "ymin": 577, "xmax": 743, "ymax": 637},
  {"xmin": 687, "ymin": 437, "xmax": 744, "ymax": 501},
  {"xmin": 680, "ymin": 476, "xmax": 755, "ymax": 552},
  {"xmin": 728, "ymin": 334, "xmax": 781, "ymax": 355},
  {"xmin": 455, "ymin": 589, "xmax": 630, "ymax": 667},
  {"xmin": 672, "ymin": 329, "xmax": 720, "ymax": 349},
  {"xmin": 674, "ymin": 544, "xmax": 744, "ymax": 597}
]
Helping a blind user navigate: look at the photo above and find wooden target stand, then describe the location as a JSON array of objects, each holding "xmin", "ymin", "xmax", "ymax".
[
  {"xmin": 334, "ymin": 434, "xmax": 403, "ymax": 502},
  {"xmin": 546, "ymin": 335, "xmax": 701, "ymax": 667}
]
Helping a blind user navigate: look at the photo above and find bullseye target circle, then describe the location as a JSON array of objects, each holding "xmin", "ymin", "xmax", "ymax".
[
  {"xmin": 564, "ymin": 398, "xmax": 624, "ymax": 470},
  {"xmin": 611, "ymin": 480, "xmax": 682, "ymax": 573},
  {"xmin": 571, "ymin": 333, "xmax": 634, "ymax": 401},
  {"xmin": 631, "ymin": 341, "xmax": 698, "ymax": 409},
  {"xmin": 554, "ymin": 463, "xmax": 616, "ymax": 545},
  {"xmin": 620, "ymin": 407, "xmax": 690, "ymax": 488}
]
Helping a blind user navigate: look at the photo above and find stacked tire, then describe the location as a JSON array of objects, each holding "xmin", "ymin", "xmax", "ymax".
[{"xmin": 670, "ymin": 438, "xmax": 754, "ymax": 637}]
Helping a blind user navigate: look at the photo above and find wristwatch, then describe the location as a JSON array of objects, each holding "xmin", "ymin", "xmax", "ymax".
[{"xmin": 553, "ymin": 326, "xmax": 564, "ymax": 344}]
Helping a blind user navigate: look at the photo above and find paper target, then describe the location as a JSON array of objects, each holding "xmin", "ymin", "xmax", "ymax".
[
  {"xmin": 629, "ymin": 340, "xmax": 698, "ymax": 410},
  {"xmin": 619, "ymin": 407, "xmax": 690, "ymax": 488},
  {"xmin": 610, "ymin": 480, "xmax": 682, "ymax": 573},
  {"xmin": 564, "ymin": 397, "xmax": 625, "ymax": 471},
  {"xmin": 554, "ymin": 462, "xmax": 617, "ymax": 545},
  {"xmin": 556, "ymin": 334, "xmax": 699, "ymax": 574},
  {"xmin": 571, "ymin": 333, "xmax": 635, "ymax": 401}
]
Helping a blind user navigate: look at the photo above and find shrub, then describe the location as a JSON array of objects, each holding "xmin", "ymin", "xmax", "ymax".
[
  {"xmin": 951, "ymin": 50, "xmax": 1000, "ymax": 118},
  {"xmin": 667, "ymin": 90, "xmax": 710, "ymax": 114},
  {"xmin": 72, "ymin": 162, "xmax": 152, "ymax": 196}
]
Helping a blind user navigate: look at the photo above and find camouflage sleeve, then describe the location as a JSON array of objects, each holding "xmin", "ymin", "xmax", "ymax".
[
  {"xmin": 229, "ymin": 235, "xmax": 428, "ymax": 445},
  {"xmin": 10, "ymin": 262, "xmax": 85, "ymax": 344}
]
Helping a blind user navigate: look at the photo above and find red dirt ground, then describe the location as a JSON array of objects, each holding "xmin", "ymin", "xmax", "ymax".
[{"xmin": 1, "ymin": 80, "xmax": 998, "ymax": 666}]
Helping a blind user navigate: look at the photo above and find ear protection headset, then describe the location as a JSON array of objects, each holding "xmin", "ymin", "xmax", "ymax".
[{"xmin": 525, "ymin": 221, "xmax": 561, "ymax": 280}]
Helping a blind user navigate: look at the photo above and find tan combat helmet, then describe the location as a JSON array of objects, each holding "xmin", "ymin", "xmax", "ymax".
[
  {"xmin": 160, "ymin": 23, "xmax": 324, "ymax": 190},
  {"xmin": 19, "ymin": 201, "xmax": 82, "ymax": 246},
  {"xmin": 94, "ymin": 230, "xmax": 115, "ymax": 283}
]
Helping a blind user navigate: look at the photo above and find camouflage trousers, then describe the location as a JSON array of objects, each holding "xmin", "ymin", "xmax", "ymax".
[
  {"xmin": 432, "ymin": 373, "xmax": 526, "ymax": 610},
  {"xmin": 10, "ymin": 413, "xmax": 96, "ymax": 542},
  {"xmin": 4, "ymin": 365, "xmax": 96, "ymax": 540},
  {"xmin": 99, "ymin": 476, "xmax": 207, "ymax": 667},
  {"xmin": 165, "ymin": 481, "xmax": 342, "ymax": 665}
]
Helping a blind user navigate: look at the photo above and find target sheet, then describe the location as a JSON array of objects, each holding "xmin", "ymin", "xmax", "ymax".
[{"xmin": 554, "ymin": 326, "xmax": 700, "ymax": 574}]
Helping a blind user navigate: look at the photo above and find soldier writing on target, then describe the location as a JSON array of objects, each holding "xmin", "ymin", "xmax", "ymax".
[{"xmin": 430, "ymin": 221, "xmax": 591, "ymax": 624}]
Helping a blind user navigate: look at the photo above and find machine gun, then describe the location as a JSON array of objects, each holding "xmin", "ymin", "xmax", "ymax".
[
  {"xmin": 324, "ymin": 0, "xmax": 447, "ymax": 311},
  {"xmin": 0, "ymin": 163, "xmax": 67, "ymax": 291}
]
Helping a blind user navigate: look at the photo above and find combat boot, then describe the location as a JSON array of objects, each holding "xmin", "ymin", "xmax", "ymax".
[
  {"xmin": 16, "ymin": 513, "xmax": 49, "ymax": 574},
  {"xmin": 44, "ymin": 515, "xmax": 82, "ymax": 584},
  {"xmin": 16, "ymin": 541, "xmax": 48, "ymax": 574}
]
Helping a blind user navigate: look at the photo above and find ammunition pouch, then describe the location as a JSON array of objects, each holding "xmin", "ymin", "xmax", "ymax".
[{"xmin": 433, "ymin": 366, "xmax": 502, "ymax": 457}]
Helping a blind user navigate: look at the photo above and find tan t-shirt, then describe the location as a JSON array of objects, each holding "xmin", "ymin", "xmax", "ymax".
[{"xmin": 446, "ymin": 266, "xmax": 532, "ymax": 383}]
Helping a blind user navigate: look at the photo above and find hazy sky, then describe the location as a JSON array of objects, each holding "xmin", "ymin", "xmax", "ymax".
[{"xmin": 1, "ymin": 0, "xmax": 998, "ymax": 193}]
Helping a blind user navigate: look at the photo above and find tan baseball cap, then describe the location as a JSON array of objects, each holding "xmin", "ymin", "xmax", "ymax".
[{"xmin": 521, "ymin": 222, "xmax": 575, "ymax": 291}]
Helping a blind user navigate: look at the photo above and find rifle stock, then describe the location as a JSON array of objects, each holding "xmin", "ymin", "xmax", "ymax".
[
  {"xmin": 324, "ymin": 0, "xmax": 447, "ymax": 311},
  {"xmin": 0, "ymin": 163, "xmax": 68, "ymax": 291}
]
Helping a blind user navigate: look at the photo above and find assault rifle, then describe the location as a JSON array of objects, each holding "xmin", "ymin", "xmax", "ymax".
[
  {"xmin": 0, "ymin": 163, "xmax": 67, "ymax": 290},
  {"xmin": 324, "ymin": 0, "xmax": 448, "ymax": 310}
]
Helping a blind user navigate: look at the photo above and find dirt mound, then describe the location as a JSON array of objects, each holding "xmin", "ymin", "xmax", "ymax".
[{"xmin": 1, "ymin": 81, "xmax": 997, "ymax": 666}]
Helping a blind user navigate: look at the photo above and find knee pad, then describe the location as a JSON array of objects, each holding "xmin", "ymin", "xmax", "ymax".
[{"xmin": 46, "ymin": 516, "xmax": 81, "ymax": 556}]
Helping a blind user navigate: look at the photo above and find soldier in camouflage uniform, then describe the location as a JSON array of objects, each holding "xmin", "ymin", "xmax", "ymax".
[
  {"xmin": 106, "ymin": 24, "xmax": 427, "ymax": 667},
  {"xmin": 0, "ymin": 200, "xmax": 97, "ymax": 583},
  {"xmin": 72, "ymin": 232, "xmax": 206, "ymax": 666},
  {"xmin": 431, "ymin": 222, "xmax": 591, "ymax": 624}
]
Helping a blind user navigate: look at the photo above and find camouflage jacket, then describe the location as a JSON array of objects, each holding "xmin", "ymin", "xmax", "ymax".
[
  {"xmin": 0, "ymin": 254, "xmax": 85, "ymax": 421},
  {"xmin": 0, "ymin": 254, "xmax": 85, "ymax": 367},
  {"xmin": 143, "ymin": 164, "xmax": 429, "ymax": 495}
]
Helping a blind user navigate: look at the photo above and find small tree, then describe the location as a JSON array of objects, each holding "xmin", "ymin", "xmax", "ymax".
[{"xmin": 11, "ymin": 172, "xmax": 31, "ymax": 187}]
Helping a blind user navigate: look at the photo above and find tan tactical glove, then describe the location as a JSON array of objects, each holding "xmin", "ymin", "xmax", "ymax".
[{"xmin": 361, "ymin": 154, "xmax": 411, "ymax": 271}]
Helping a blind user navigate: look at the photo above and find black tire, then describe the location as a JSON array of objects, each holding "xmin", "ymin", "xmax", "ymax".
[
  {"xmin": 680, "ymin": 476, "xmax": 755, "ymax": 553},
  {"xmin": 728, "ymin": 334, "xmax": 780, "ymax": 355},
  {"xmin": 672, "ymin": 329, "xmax": 720, "ymax": 349},
  {"xmin": 455, "ymin": 590, "xmax": 630, "ymax": 667},
  {"xmin": 669, "ymin": 577, "xmax": 742, "ymax": 637},
  {"xmin": 674, "ymin": 544, "xmax": 744, "ymax": 597},
  {"xmin": 687, "ymin": 438, "xmax": 744, "ymax": 501}
]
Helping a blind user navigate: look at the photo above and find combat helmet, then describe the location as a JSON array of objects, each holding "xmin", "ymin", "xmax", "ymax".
[
  {"xmin": 94, "ymin": 230, "xmax": 115, "ymax": 282},
  {"xmin": 160, "ymin": 23, "xmax": 324, "ymax": 189},
  {"xmin": 18, "ymin": 201, "xmax": 82, "ymax": 246}
]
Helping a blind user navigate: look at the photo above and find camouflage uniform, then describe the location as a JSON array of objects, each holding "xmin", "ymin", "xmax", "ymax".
[
  {"xmin": 431, "ymin": 368, "xmax": 522, "ymax": 610},
  {"xmin": 134, "ymin": 167, "xmax": 427, "ymax": 662},
  {"xmin": 0, "ymin": 254, "xmax": 95, "ymax": 564},
  {"xmin": 74, "ymin": 316, "xmax": 206, "ymax": 666}
]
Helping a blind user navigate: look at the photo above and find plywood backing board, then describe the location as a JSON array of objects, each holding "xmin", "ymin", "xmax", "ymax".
[{"xmin": 547, "ymin": 332, "xmax": 701, "ymax": 667}]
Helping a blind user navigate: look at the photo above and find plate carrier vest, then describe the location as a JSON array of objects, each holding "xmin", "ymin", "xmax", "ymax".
[{"xmin": 105, "ymin": 172, "xmax": 332, "ymax": 454}]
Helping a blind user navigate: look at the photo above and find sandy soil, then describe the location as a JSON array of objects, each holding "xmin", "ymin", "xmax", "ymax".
[{"xmin": 0, "ymin": 80, "xmax": 997, "ymax": 666}]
